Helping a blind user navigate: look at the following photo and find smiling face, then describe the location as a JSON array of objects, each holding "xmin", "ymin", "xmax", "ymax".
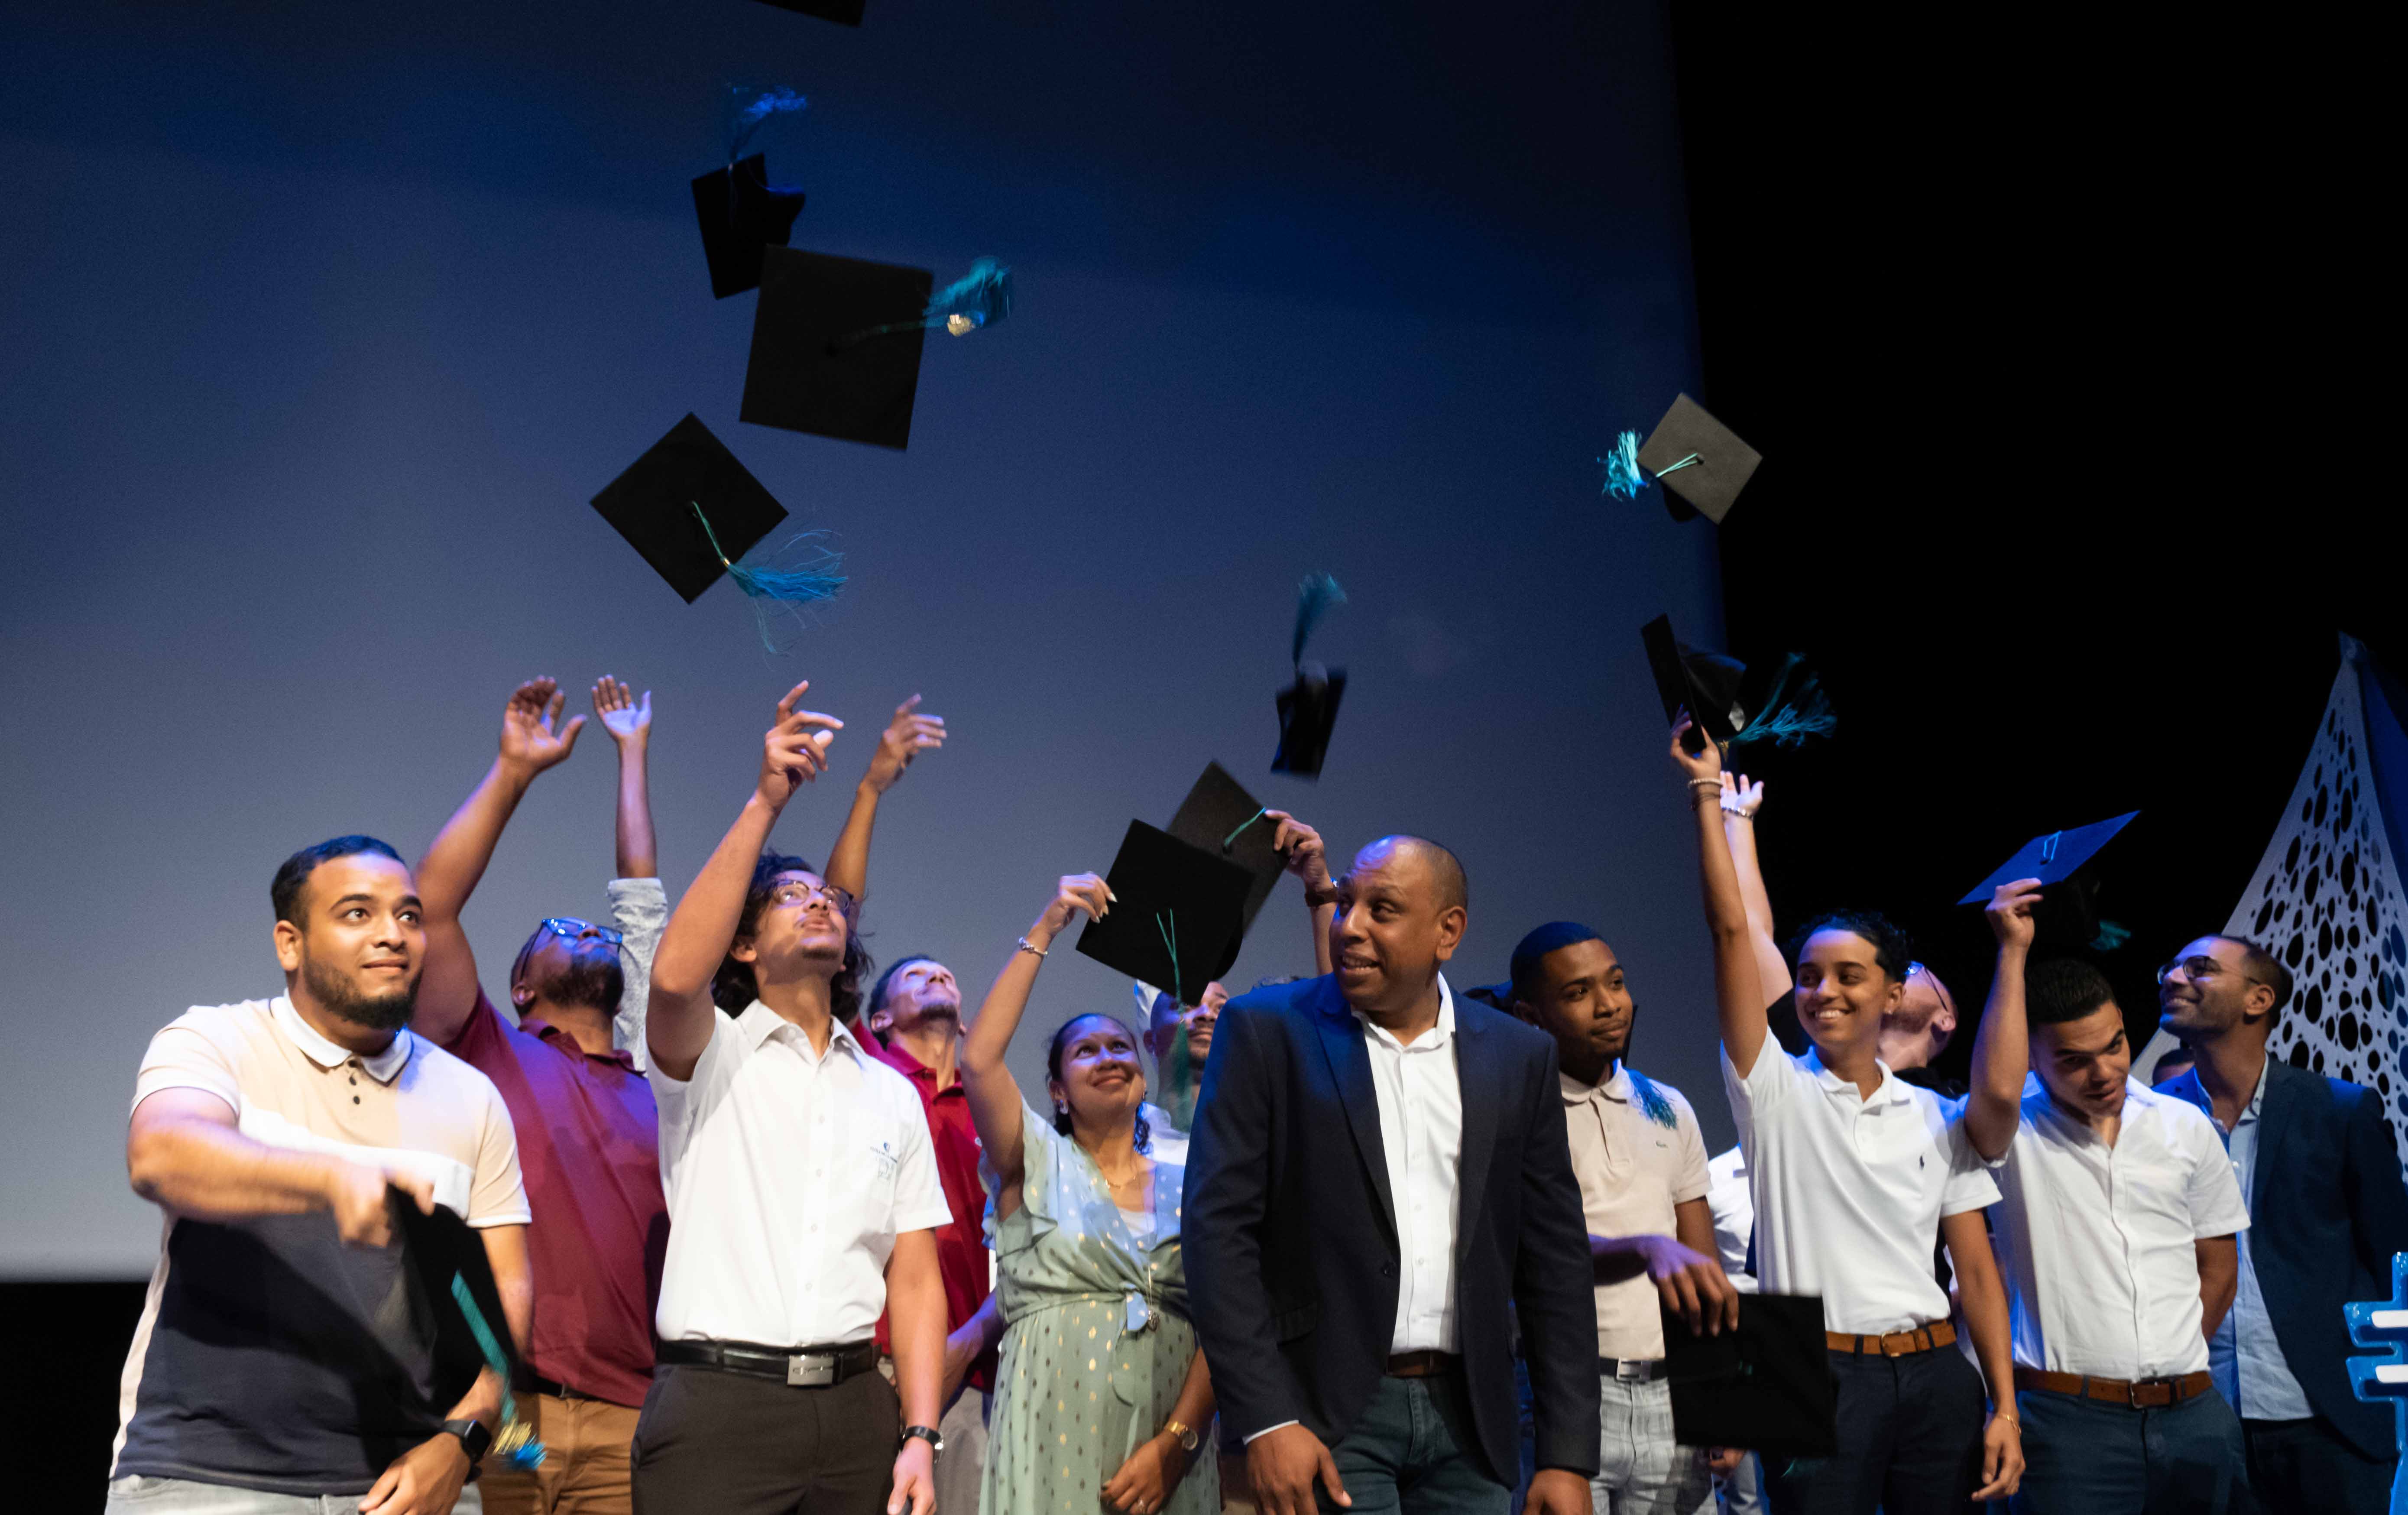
[
  {"xmin": 2156, "ymin": 936, "xmax": 2272, "ymax": 1041},
  {"xmin": 871, "ymin": 958, "xmax": 961, "ymax": 1039},
  {"xmin": 1048, "ymin": 1013, "xmax": 1147, "ymax": 1130},
  {"xmin": 1792, "ymin": 927, "xmax": 1902, "ymax": 1062},
  {"xmin": 1515, "ymin": 938, "xmax": 1633, "ymax": 1087},
  {"xmin": 273, "ymin": 852, "xmax": 425, "ymax": 1032},
  {"xmin": 1330, "ymin": 838, "xmax": 1466, "ymax": 1018},
  {"xmin": 2034, "ymin": 999, "xmax": 2132, "ymax": 1122}
]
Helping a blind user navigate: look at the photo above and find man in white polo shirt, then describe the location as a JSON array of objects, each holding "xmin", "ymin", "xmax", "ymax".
[
  {"xmin": 110, "ymin": 835, "xmax": 531, "ymax": 1515},
  {"xmin": 1963, "ymin": 882, "xmax": 2250, "ymax": 1512},
  {"xmin": 634, "ymin": 682, "xmax": 952, "ymax": 1515},
  {"xmin": 1504, "ymin": 922, "xmax": 1735, "ymax": 1515}
]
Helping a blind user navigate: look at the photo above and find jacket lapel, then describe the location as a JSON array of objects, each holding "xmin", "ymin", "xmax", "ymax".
[
  {"xmin": 1452, "ymin": 1002, "xmax": 1501, "ymax": 1267},
  {"xmin": 1308, "ymin": 980, "xmax": 1398, "ymax": 1242},
  {"xmin": 2253, "ymin": 1058, "xmax": 2298, "ymax": 1214}
]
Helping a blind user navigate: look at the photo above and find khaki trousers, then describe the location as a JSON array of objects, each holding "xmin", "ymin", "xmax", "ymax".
[{"xmin": 480, "ymin": 1390, "xmax": 641, "ymax": 1515}]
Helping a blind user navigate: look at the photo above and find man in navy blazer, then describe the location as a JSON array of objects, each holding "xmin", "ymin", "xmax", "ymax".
[
  {"xmin": 2158, "ymin": 930, "xmax": 2408, "ymax": 1512},
  {"xmin": 1184, "ymin": 835, "xmax": 1599, "ymax": 1515}
]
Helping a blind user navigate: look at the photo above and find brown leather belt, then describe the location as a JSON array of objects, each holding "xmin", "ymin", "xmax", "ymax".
[
  {"xmin": 2013, "ymin": 1366, "xmax": 2215, "ymax": 1408},
  {"xmin": 1825, "ymin": 1321, "xmax": 1956, "ymax": 1357},
  {"xmin": 1385, "ymin": 1350, "xmax": 1461, "ymax": 1379}
]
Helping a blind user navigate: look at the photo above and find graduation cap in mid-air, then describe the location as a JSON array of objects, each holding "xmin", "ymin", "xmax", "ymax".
[
  {"xmin": 590, "ymin": 413, "xmax": 843, "ymax": 647},
  {"xmin": 1660, "ymin": 1293, "xmax": 1838, "ymax": 1460},
  {"xmin": 741, "ymin": 250, "xmax": 1014, "ymax": 450},
  {"xmin": 1601, "ymin": 394, "xmax": 1763, "ymax": 525},
  {"xmin": 1167, "ymin": 762, "xmax": 1290, "ymax": 934},
  {"xmin": 1958, "ymin": 812, "xmax": 2141, "ymax": 952},
  {"xmin": 691, "ymin": 88, "xmax": 810, "ymax": 300},
  {"xmin": 1273, "ymin": 574, "xmax": 1348, "ymax": 779},
  {"xmin": 750, "ymin": 0, "xmax": 865, "ymax": 23},
  {"xmin": 395, "ymin": 1195, "xmax": 545, "ymax": 1470},
  {"xmin": 1076, "ymin": 821, "xmax": 1254, "ymax": 1007},
  {"xmin": 1640, "ymin": 614, "xmax": 1837, "ymax": 756}
]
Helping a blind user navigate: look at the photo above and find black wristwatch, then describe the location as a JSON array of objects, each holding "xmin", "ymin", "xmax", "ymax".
[
  {"xmin": 900, "ymin": 1424, "xmax": 945, "ymax": 1454},
  {"xmin": 442, "ymin": 1417, "xmax": 494, "ymax": 1465}
]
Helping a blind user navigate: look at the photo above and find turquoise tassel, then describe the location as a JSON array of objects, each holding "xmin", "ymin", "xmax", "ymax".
[
  {"xmin": 726, "ymin": 86, "xmax": 807, "ymax": 162},
  {"xmin": 1627, "ymin": 1067, "xmax": 1680, "ymax": 1130},
  {"xmin": 1292, "ymin": 573, "xmax": 1347, "ymax": 666},
  {"xmin": 1598, "ymin": 431, "xmax": 1646, "ymax": 500},
  {"xmin": 2091, "ymin": 920, "xmax": 2133, "ymax": 952},
  {"xmin": 926, "ymin": 257, "xmax": 1014, "ymax": 335},
  {"xmin": 1730, "ymin": 655, "xmax": 1837, "ymax": 749}
]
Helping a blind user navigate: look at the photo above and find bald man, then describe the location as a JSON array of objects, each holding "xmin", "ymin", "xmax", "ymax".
[{"xmin": 1186, "ymin": 837, "xmax": 1600, "ymax": 1515}]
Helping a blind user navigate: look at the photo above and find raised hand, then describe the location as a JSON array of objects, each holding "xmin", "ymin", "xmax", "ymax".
[
  {"xmin": 1669, "ymin": 713, "xmax": 1723, "ymax": 787},
  {"xmin": 499, "ymin": 678, "xmax": 586, "ymax": 776},
  {"xmin": 1267, "ymin": 811, "xmax": 1331, "ymax": 891},
  {"xmin": 1030, "ymin": 873, "xmax": 1113, "ymax": 948},
  {"xmin": 864, "ymin": 694, "xmax": 947, "ymax": 795},
  {"xmin": 755, "ymin": 681, "xmax": 843, "ymax": 810},
  {"xmin": 592, "ymin": 676, "xmax": 652, "ymax": 748},
  {"xmin": 1988, "ymin": 878, "xmax": 2043, "ymax": 951},
  {"xmin": 1720, "ymin": 771, "xmax": 1764, "ymax": 818}
]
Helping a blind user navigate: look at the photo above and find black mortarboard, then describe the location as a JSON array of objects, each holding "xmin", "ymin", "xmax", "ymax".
[
  {"xmin": 751, "ymin": 0, "xmax": 865, "ymax": 23},
  {"xmin": 591, "ymin": 414, "xmax": 789, "ymax": 603},
  {"xmin": 1273, "ymin": 574, "xmax": 1349, "ymax": 779},
  {"xmin": 1076, "ymin": 821, "xmax": 1254, "ymax": 1006},
  {"xmin": 693, "ymin": 154, "xmax": 805, "ymax": 300},
  {"xmin": 1661, "ymin": 1293, "xmax": 1838, "ymax": 1459},
  {"xmin": 1958, "ymin": 812, "xmax": 2141, "ymax": 951},
  {"xmin": 395, "ymin": 1194, "xmax": 517, "ymax": 1403},
  {"xmin": 1641, "ymin": 613, "xmax": 1748, "ymax": 748},
  {"xmin": 1637, "ymin": 394, "xmax": 1762, "ymax": 525},
  {"xmin": 1167, "ymin": 762, "xmax": 1287, "ymax": 935},
  {"xmin": 740, "ymin": 247, "xmax": 935, "ymax": 451}
]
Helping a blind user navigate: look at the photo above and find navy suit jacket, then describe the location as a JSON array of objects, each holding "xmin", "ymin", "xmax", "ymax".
[
  {"xmin": 1182, "ymin": 974, "xmax": 1601, "ymax": 1483},
  {"xmin": 2178, "ymin": 1057, "xmax": 2408, "ymax": 1458}
]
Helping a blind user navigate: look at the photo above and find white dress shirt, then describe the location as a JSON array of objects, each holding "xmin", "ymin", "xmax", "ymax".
[
  {"xmin": 1723, "ymin": 1041, "xmax": 1999, "ymax": 1336},
  {"xmin": 1704, "ymin": 1145, "xmax": 1758, "ymax": 1292},
  {"xmin": 1356, "ymin": 976, "xmax": 1463, "ymax": 1354},
  {"xmin": 651, "ymin": 1002, "xmax": 951, "ymax": 1347},
  {"xmin": 1989, "ymin": 1077, "xmax": 2249, "ymax": 1379}
]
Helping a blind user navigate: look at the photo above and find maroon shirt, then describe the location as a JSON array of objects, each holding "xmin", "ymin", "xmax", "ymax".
[
  {"xmin": 871, "ymin": 1035, "xmax": 996, "ymax": 1392},
  {"xmin": 443, "ymin": 989, "xmax": 666, "ymax": 1407}
]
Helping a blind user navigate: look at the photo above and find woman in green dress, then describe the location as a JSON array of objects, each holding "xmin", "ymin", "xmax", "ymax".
[{"xmin": 962, "ymin": 871, "xmax": 1219, "ymax": 1515}]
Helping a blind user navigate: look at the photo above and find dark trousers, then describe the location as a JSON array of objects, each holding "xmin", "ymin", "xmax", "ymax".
[
  {"xmin": 1765, "ymin": 1347, "xmax": 1983, "ymax": 1515},
  {"xmin": 2009, "ymin": 1384, "xmax": 2246, "ymax": 1515},
  {"xmin": 1321, "ymin": 1375, "xmax": 1511, "ymax": 1515},
  {"xmin": 2241, "ymin": 1414, "xmax": 2396, "ymax": 1513},
  {"xmin": 630, "ymin": 1363, "xmax": 898, "ymax": 1515}
]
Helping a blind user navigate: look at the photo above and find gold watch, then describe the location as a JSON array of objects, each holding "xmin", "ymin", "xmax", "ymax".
[{"xmin": 1161, "ymin": 1418, "xmax": 1200, "ymax": 1453}]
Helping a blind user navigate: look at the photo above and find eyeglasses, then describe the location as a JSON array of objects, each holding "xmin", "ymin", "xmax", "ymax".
[
  {"xmin": 2155, "ymin": 955, "xmax": 2262, "ymax": 988},
  {"xmin": 768, "ymin": 879, "xmax": 857, "ymax": 917},
  {"xmin": 536, "ymin": 918, "xmax": 623, "ymax": 947}
]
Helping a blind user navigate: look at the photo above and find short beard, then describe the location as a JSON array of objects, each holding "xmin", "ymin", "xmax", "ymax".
[
  {"xmin": 301, "ymin": 952, "xmax": 416, "ymax": 1032},
  {"xmin": 541, "ymin": 951, "xmax": 625, "ymax": 1016}
]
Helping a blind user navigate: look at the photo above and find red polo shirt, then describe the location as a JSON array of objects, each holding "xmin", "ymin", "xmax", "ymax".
[
  {"xmin": 443, "ymin": 990, "xmax": 666, "ymax": 1408},
  {"xmin": 870, "ymin": 1035, "xmax": 995, "ymax": 1392}
]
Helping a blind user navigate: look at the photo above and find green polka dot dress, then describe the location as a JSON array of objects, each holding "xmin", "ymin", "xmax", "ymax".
[{"xmin": 982, "ymin": 1104, "xmax": 1219, "ymax": 1515}]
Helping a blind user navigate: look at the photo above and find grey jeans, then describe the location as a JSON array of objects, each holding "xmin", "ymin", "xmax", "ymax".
[
  {"xmin": 1591, "ymin": 1377, "xmax": 1712, "ymax": 1515},
  {"xmin": 106, "ymin": 1474, "xmax": 485, "ymax": 1513}
]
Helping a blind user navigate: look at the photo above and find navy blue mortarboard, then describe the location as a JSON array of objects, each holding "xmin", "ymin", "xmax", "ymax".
[{"xmin": 1958, "ymin": 812, "xmax": 2141, "ymax": 952}]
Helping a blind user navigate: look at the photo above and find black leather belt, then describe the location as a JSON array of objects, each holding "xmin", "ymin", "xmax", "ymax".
[
  {"xmin": 658, "ymin": 1338, "xmax": 879, "ymax": 1387},
  {"xmin": 1601, "ymin": 1358, "xmax": 1669, "ymax": 1382},
  {"xmin": 1386, "ymin": 1351, "xmax": 1462, "ymax": 1379}
]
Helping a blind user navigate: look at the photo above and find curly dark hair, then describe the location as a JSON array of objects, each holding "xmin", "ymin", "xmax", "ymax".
[
  {"xmin": 711, "ymin": 852, "xmax": 871, "ymax": 1024},
  {"xmin": 1047, "ymin": 1012, "xmax": 1152, "ymax": 1155},
  {"xmin": 1787, "ymin": 908, "xmax": 1915, "ymax": 984}
]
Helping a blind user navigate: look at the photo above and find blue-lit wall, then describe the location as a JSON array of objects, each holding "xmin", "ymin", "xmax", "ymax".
[{"xmin": 0, "ymin": 0, "xmax": 1718, "ymax": 1275}]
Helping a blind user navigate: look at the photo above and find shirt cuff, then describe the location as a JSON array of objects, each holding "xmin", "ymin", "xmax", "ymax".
[{"xmin": 1243, "ymin": 1421, "xmax": 1300, "ymax": 1444}]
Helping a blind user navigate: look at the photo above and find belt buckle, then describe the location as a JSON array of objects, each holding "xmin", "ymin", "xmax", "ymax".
[
  {"xmin": 1614, "ymin": 1359, "xmax": 1650, "ymax": 1381},
  {"xmin": 2126, "ymin": 1378, "xmax": 2167, "ymax": 1409},
  {"xmin": 787, "ymin": 1352, "xmax": 837, "ymax": 1387}
]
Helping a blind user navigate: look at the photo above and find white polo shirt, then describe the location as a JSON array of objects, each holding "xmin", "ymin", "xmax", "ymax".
[
  {"xmin": 1704, "ymin": 1145, "xmax": 1758, "ymax": 1292},
  {"xmin": 1723, "ymin": 1041, "xmax": 1998, "ymax": 1336},
  {"xmin": 651, "ymin": 1002, "xmax": 951, "ymax": 1348},
  {"xmin": 1989, "ymin": 1077, "xmax": 2249, "ymax": 1379},
  {"xmin": 1356, "ymin": 976, "xmax": 1463, "ymax": 1353}
]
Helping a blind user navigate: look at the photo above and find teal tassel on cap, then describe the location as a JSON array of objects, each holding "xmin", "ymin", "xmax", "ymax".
[
  {"xmin": 926, "ymin": 257, "xmax": 1013, "ymax": 336},
  {"xmin": 690, "ymin": 504, "xmax": 846, "ymax": 653},
  {"xmin": 1292, "ymin": 572, "xmax": 1347, "ymax": 667},
  {"xmin": 1730, "ymin": 654, "xmax": 1837, "ymax": 749},
  {"xmin": 2091, "ymin": 920, "xmax": 2133, "ymax": 952},
  {"xmin": 726, "ymin": 85, "xmax": 807, "ymax": 162},
  {"xmin": 1598, "ymin": 432, "xmax": 1646, "ymax": 500},
  {"xmin": 1627, "ymin": 1067, "xmax": 1680, "ymax": 1130}
]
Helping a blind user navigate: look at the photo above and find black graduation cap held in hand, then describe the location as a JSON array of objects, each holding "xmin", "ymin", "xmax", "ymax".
[
  {"xmin": 395, "ymin": 1193, "xmax": 518, "ymax": 1404},
  {"xmin": 1641, "ymin": 614, "xmax": 1838, "ymax": 756},
  {"xmin": 694, "ymin": 88, "xmax": 810, "ymax": 301},
  {"xmin": 1600, "ymin": 394, "xmax": 1763, "ymax": 525},
  {"xmin": 1167, "ymin": 762, "xmax": 1287, "ymax": 935},
  {"xmin": 1661, "ymin": 1293, "xmax": 1838, "ymax": 1460},
  {"xmin": 1076, "ymin": 822, "xmax": 1254, "ymax": 1007},
  {"xmin": 1273, "ymin": 574, "xmax": 1348, "ymax": 778},
  {"xmin": 1958, "ymin": 812, "xmax": 2141, "ymax": 953},
  {"xmin": 750, "ymin": 0, "xmax": 865, "ymax": 23},
  {"xmin": 742, "ymin": 251, "xmax": 1014, "ymax": 451}
]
